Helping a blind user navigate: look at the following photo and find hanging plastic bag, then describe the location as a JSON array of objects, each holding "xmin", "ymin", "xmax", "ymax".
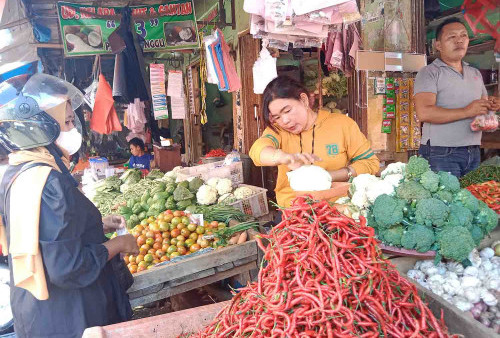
[
  {"xmin": 253, "ymin": 44, "xmax": 278, "ymax": 94},
  {"xmin": 470, "ymin": 111, "xmax": 499, "ymax": 132},
  {"xmin": 84, "ymin": 56, "xmax": 100, "ymax": 109}
]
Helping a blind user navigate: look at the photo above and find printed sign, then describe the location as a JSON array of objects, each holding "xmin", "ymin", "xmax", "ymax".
[
  {"xmin": 150, "ymin": 63, "xmax": 169, "ymax": 120},
  {"xmin": 57, "ymin": 1, "xmax": 199, "ymax": 56}
]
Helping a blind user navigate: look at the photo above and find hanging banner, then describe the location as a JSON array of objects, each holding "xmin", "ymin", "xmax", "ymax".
[
  {"xmin": 150, "ymin": 63, "xmax": 169, "ymax": 120},
  {"xmin": 57, "ymin": 1, "xmax": 199, "ymax": 56}
]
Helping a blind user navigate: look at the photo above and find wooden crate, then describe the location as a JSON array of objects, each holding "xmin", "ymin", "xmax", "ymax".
[{"xmin": 127, "ymin": 237, "xmax": 259, "ymax": 307}]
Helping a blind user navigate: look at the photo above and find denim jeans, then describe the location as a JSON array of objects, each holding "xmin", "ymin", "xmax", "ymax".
[{"xmin": 418, "ymin": 142, "xmax": 480, "ymax": 178}]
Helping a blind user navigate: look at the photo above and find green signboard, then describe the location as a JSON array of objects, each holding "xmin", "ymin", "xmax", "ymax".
[{"xmin": 57, "ymin": 1, "xmax": 199, "ymax": 56}]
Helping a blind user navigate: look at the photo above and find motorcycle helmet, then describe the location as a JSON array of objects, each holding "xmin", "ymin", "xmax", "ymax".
[{"xmin": 0, "ymin": 73, "xmax": 84, "ymax": 152}]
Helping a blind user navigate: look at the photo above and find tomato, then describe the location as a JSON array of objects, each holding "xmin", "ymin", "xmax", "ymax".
[
  {"xmin": 171, "ymin": 228, "xmax": 181, "ymax": 238},
  {"xmin": 140, "ymin": 243, "xmax": 151, "ymax": 251},
  {"xmin": 144, "ymin": 254, "xmax": 154, "ymax": 263},
  {"xmin": 200, "ymin": 239, "xmax": 210, "ymax": 248},
  {"xmin": 123, "ymin": 255, "xmax": 129, "ymax": 264},
  {"xmin": 171, "ymin": 217, "xmax": 181, "ymax": 226},
  {"xmin": 164, "ymin": 214, "xmax": 174, "ymax": 223},
  {"xmin": 139, "ymin": 247, "xmax": 148, "ymax": 256},
  {"xmin": 138, "ymin": 261, "xmax": 149, "ymax": 269},
  {"xmin": 167, "ymin": 245, "xmax": 178, "ymax": 254},
  {"xmin": 197, "ymin": 237, "xmax": 203, "ymax": 245},
  {"xmin": 187, "ymin": 223, "xmax": 197, "ymax": 232},
  {"xmin": 145, "ymin": 231, "xmax": 155, "ymax": 239},
  {"xmin": 210, "ymin": 221, "xmax": 219, "ymax": 228},
  {"xmin": 135, "ymin": 224, "xmax": 145, "ymax": 232},
  {"xmin": 145, "ymin": 237, "xmax": 154, "ymax": 246},
  {"xmin": 176, "ymin": 240, "xmax": 185, "ymax": 248},
  {"xmin": 189, "ymin": 233, "xmax": 198, "ymax": 241},
  {"xmin": 137, "ymin": 266, "xmax": 146, "ymax": 273},
  {"xmin": 159, "ymin": 221, "xmax": 169, "ymax": 232},
  {"xmin": 155, "ymin": 237, "xmax": 163, "ymax": 244},
  {"xmin": 128, "ymin": 255, "xmax": 136, "ymax": 264},
  {"xmin": 162, "ymin": 243, "xmax": 169, "ymax": 252},
  {"xmin": 185, "ymin": 239, "xmax": 195, "ymax": 247},
  {"xmin": 169, "ymin": 223, "xmax": 176, "ymax": 231},
  {"xmin": 173, "ymin": 210, "xmax": 184, "ymax": 217},
  {"xmin": 177, "ymin": 246, "xmax": 187, "ymax": 255},
  {"xmin": 153, "ymin": 242, "xmax": 162, "ymax": 250},
  {"xmin": 162, "ymin": 232, "xmax": 171, "ymax": 239},
  {"xmin": 190, "ymin": 244, "xmax": 201, "ymax": 253},
  {"xmin": 129, "ymin": 265, "xmax": 138, "ymax": 274},
  {"xmin": 181, "ymin": 216, "xmax": 190, "ymax": 225},
  {"xmin": 155, "ymin": 249, "xmax": 165, "ymax": 258},
  {"xmin": 204, "ymin": 220, "xmax": 209, "ymax": 227},
  {"xmin": 157, "ymin": 214, "xmax": 165, "ymax": 222},
  {"xmin": 136, "ymin": 254, "xmax": 145, "ymax": 263},
  {"xmin": 137, "ymin": 235, "xmax": 146, "ymax": 246},
  {"xmin": 170, "ymin": 238, "xmax": 178, "ymax": 246},
  {"xmin": 160, "ymin": 256, "xmax": 169, "ymax": 262},
  {"xmin": 196, "ymin": 226, "xmax": 205, "ymax": 235},
  {"xmin": 149, "ymin": 222, "xmax": 160, "ymax": 232},
  {"xmin": 165, "ymin": 209, "xmax": 173, "ymax": 215},
  {"xmin": 176, "ymin": 235, "xmax": 185, "ymax": 242},
  {"xmin": 147, "ymin": 265, "xmax": 155, "ymax": 270},
  {"xmin": 148, "ymin": 216, "xmax": 156, "ymax": 223},
  {"xmin": 170, "ymin": 252, "xmax": 181, "ymax": 258},
  {"xmin": 140, "ymin": 219, "xmax": 148, "ymax": 226},
  {"xmin": 218, "ymin": 225, "xmax": 227, "ymax": 231},
  {"xmin": 180, "ymin": 228, "xmax": 191, "ymax": 237},
  {"xmin": 148, "ymin": 248, "xmax": 156, "ymax": 255}
]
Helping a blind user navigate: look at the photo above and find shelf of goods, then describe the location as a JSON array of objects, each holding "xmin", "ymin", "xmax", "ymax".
[{"xmin": 126, "ymin": 226, "xmax": 261, "ymax": 308}]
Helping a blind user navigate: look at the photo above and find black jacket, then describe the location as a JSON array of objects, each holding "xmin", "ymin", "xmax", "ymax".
[{"xmin": 0, "ymin": 165, "xmax": 132, "ymax": 338}]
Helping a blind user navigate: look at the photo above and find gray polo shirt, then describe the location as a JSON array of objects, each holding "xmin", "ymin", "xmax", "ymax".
[{"xmin": 414, "ymin": 58, "xmax": 487, "ymax": 147}]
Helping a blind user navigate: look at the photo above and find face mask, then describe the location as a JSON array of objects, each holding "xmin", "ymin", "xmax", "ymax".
[{"xmin": 55, "ymin": 128, "xmax": 82, "ymax": 155}]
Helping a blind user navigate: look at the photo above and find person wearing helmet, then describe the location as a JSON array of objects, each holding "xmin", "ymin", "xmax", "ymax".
[{"xmin": 0, "ymin": 74, "xmax": 138, "ymax": 338}]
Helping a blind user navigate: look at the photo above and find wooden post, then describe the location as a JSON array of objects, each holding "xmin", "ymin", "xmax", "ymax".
[{"xmin": 317, "ymin": 51, "xmax": 323, "ymax": 109}]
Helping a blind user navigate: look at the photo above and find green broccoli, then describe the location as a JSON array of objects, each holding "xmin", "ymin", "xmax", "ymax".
[
  {"xmin": 188, "ymin": 177, "xmax": 204, "ymax": 192},
  {"xmin": 437, "ymin": 226, "xmax": 475, "ymax": 262},
  {"xmin": 433, "ymin": 190, "xmax": 454, "ymax": 204},
  {"xmin": 401, "ymin": 224, "xmax": 435, "ymax": 252},
  {"xmin": 396, "ymin": 181, "xmax": 432, "ymax": 202},
  {"xmin": 379, "ymin": 225, "xmax": 404, "ymax": 246},
  {"xmin": 475, "ymin": 200, "xmax": 497, "ymax": 234},
  {"xmin": 469, "ymin": 225, "xmax": 484, "ymax": 246},
  {"xmin": 420, "ymin": 171, "xmax": 440, "ymax": 192},
  {"xmin": 371, "ymin": 194, "xmax": 405, "ymax": 228},
  {"xmin": 454, "ymin": 189, "xmax": 479, "ymax": 213},
  {"xmin": 446, "ymin": 203, "xmax": 473, "ymax": 228},
  {"xmin": 406, "ymin": 156, "xmax": 431, "ymax": 179},
  {"xmin": 437, "ymin": 171, "xmax": 460, "ymax": 193},
  {"xmin": 415, "ymin": 198, "xmax": 450, "ymax": 227}
]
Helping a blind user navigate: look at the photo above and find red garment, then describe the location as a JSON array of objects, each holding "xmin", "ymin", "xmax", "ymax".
[{"xmin": 90, "ymin": 74, "xmax": 122, "ymax": 134}]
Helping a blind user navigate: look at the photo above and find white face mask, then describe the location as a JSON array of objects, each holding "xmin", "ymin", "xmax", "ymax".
[{"xmin": 55, "ymin": 128, "xmax": 82, "ymax": 155}]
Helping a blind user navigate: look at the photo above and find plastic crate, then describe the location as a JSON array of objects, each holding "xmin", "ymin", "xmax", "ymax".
[
  {"xmin": 176, "ymin": 160, "xmax": 244, "ymax": 185},
  {"xmin": 229, "ymin": 184, "xmax": 269, "ymax": 218}
]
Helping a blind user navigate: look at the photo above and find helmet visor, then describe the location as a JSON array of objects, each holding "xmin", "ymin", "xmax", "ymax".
[{"xmin": 0, "ymin": 113, "xmax": 60, "ymax": 151}]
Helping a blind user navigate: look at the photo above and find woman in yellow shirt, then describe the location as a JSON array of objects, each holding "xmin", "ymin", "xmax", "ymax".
[{"xmin": 249, "ymin": 76, "xmax": 380, "ymax": 208}]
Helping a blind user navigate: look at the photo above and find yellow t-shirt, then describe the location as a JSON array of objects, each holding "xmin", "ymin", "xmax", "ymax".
[{"xmin": 249, "ymin": 110, "xmax": 380, "ymax": 207}]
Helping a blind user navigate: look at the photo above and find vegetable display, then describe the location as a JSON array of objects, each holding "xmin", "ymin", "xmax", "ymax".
[
  {"xmin": 205, "ymin": 149, "xmax": 227, "ymax": 158},
  {"xmin": 337, "ymin": 156, "xmax": 498, "ymax": 262},
  {"xmin": 194, "ymin": 198, "xmax": 453, "ymax": 337},
  {"xmin": 466, "ymin": 181, "xmax": 500, "ymax": 214},
  {"xmin": 407, "ymin": 246, "xmax": 500, "ymax": 333},
  {"xmin": 459, "ymin": 165, "xmax": 500, "ymax": 188}
]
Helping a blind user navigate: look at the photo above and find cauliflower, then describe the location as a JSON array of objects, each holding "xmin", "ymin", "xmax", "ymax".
[
  {"xmin": 218, "ymin": 193, "xmax": 236, "ymax": 205},
  {"xmin": 234, "ymin": 186, "xmax": 254, "ymax": 200},
  {"xmin": 196, "ymin": 184, "xmax": 218, "ymax": 205},
  {"xmin": 287, "ymin": 165, "xmax": 332, "ymax": 191},
  {"xmin": 216, "ymin": 178, "xmax": 233, "ymax": 195},
  {"xmin": 366, "ymin": 180, "xmax": 396, "ymax": 204},
  {"xmin": 350, "ymin": 174, "xmax": 379, "ymax": 194},
  {"xmin": 206, "ymin": 177, "xmax": 220, "ymax": 188},
  {"xmin": 381, "ymin": 162, "xmax": 406, "ymax": 178},
  {"xmin": 383, "ymin": 174, "xmax": 404, "ymax": 188},
  {"xmin": 351, "ymin": 191, "xmax": 369, "ymax": 209}
]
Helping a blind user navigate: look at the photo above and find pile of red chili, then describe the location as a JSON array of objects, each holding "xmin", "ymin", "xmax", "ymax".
[
  {"xmin": 195, "ymin": 197, "xmax": 455, "ymax": 337},
  {"xmin": 205, "ymin": 149, "xmax": 227, "ymax": 158},
  {"xmin": 466, "ymin": 180, "xmax": 500, "ymax": 214}
]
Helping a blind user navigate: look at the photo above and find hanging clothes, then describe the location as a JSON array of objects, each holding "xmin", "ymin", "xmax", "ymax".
[
  {"xmin": 90, "ymin": 74, "xmax": 122, "ymax": 135},
  {"xmin": 324, "ymin": 23, "xmax": 361, "ymax": 76},
  {"xmin": 125, "ymin": 98, "xmax": 147, "ymax": 142}
]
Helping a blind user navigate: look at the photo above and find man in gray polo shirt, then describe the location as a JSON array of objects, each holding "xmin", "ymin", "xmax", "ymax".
[{"xmin": 414, "ymin": 18, "xmax": 498, "ymax": 177}]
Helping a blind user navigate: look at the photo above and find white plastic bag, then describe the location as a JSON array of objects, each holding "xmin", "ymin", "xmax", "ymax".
[
  {"xmin": 470, "ymin": 111, "xmax": 499, "ymax": 132},
  {"xmin": 253, "ymin": 46, "xmax": 278, "ymax": 94}
]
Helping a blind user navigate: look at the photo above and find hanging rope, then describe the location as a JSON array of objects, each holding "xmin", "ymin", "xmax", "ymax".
[{"xmin": 199, "ymin": 31, "xmax": 208, "ymax": 125}]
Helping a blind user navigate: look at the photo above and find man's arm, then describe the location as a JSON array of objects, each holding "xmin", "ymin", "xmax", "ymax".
[{"xmin": 415, "ymin": 92, "xmax": 489, "ymax": 124}]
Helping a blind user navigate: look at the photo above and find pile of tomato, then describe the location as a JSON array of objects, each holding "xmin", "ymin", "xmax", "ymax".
[{"xmin": 124, "ymin": 210, "xmax": 227, "ymax": 274}]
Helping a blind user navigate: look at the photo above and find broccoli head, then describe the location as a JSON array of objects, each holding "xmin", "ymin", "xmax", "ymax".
[
  {"xmin": 437, "ymin": 171, "xmax": 461, "ymax": 193},
  {"xmin": 396, "ymin": 181, "xmax": 432, "ymax": 202},
  {"xmin": 401, "ymin": 224, "xmax": 435, "ymax": 252},
  {"xmin": 475, "ymin": 200, "xmax": 497, "ymax": 234},
  {"xmin": 406, "ymin": 156, "xmax": 431, "ymax": 179},
  {"xmin": 453, "ymin": 189, "xmax": 479, "ymax": 213},
  {"xmin": 433, "ymin": 190, "xmax": 454, "ymax": 204},
  {"xmin": 437, "ymin": 226, "xmax": 475, "ymax": 262},
  {"xmin": 420, "ymin": 171, "xmax": 440, "ymax": 192},
  {"xmin": 379, "ymin": 225, "xmax": 404, "ymax": 246},
  {"xmin": 415, "ymin": 198, "xmax": 450, "ymax": 227},
  {"xmin": 446, "ymin": 203, "xmax": 473, "ymax": 228},
  {"xmin": 469, "ymin": 225, "xmax": 484, "ymax": 246},
  {"xmin": 371, "ymin": 194, "xmax": 405, "ymax": 228}
]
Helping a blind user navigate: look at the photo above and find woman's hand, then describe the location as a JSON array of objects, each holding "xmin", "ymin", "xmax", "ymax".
[
  {"xmin": 102, "ymin": 215, "xmax": 126, "ymax": 234},
  {"xmin": 103, "ymin": 234, "xmax": 139, "ymax": 261},
  {"xmin": 280, "ymin": 152, "xmax": 321, "ymax": 170}
]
